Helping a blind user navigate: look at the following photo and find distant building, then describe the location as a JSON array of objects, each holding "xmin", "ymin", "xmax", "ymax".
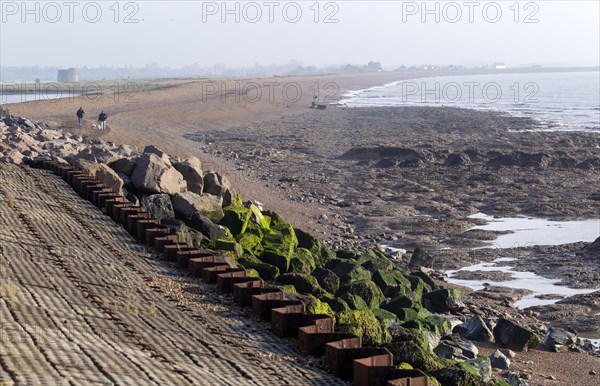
[
  {"xmin": 494, "ymin": 63, "xmax": 507, "ymax": 70},
  {"xmin": 367, "ymin": 61, "xmax": 382, "ymax": 72},
  {"xmin": 57, "ymin": 68, "xmax": 78, "ymax": 82}
]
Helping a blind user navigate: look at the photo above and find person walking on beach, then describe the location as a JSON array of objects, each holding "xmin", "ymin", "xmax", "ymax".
[
  {"xmin": 76, "ymin": 107, "xmax": 85, "ymax": 127},
  {"xmin": 97, "ymin": 110, "xmax": 107, "ymax": 130}
]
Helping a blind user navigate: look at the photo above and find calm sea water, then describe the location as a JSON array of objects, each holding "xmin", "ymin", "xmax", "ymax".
[{"xmin": 340, "ymin": 71, "xmax": 600, "ymax": 132}]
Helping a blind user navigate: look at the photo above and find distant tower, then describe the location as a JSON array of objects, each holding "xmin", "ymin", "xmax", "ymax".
[{"xmin": 57, "ymin": 68, "xmax": 78, "ymax": 82}]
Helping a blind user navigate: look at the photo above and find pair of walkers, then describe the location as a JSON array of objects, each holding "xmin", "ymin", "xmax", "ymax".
[{"xmin": 76, "ymin": 107, "xmax": 108, "ymax": 130}]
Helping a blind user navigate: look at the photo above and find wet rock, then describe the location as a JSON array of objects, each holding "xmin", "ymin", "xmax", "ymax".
[
  {"xmin": 172, "ymin": 191, "xmax": 224, "ymax": 223},
  {"xmin": 489, "ymin": 349, "xmax": 510, "ymax": 370},
  {"xmin": 434, "ymin": 339, "xmax": 478, "ymax": 360},
  {"xmin": 174, "ymin": 156, "xmax": 204, "ymax": 194},
  {"xmin": 423, "ymin": 288, "xmax": 465, "ymax": 313},
  {"xmin": 140, "ymin": 194, "xmax": 175, "ymax": 220},
  {"xmin": 488, "ymin": 151, "xmax": 551, "ymax": 168},
  {"xmin": 463, "ymin": 316, "xmax": 494, "ymax": 342},
  {"xmin": 96, "ymin": 164, "xmax": 124, "ymax": 194},
  {"xmin": 493, "ymin": 318, "xmax": 540, "ymax": 352},
  {"xmin": 408, "ymin": 248, "xmax": 435, "ymax": 268},
  {"xmin": 186, "ymin": 212, "xmax": 228, "ymax": 241},
  {"xmin": 542, "ymin": 327, "xmax": 577, "ymax": 352},
  {"xmin": 130, "ymin": 153, "xmax": 187, "ymax": 194}
]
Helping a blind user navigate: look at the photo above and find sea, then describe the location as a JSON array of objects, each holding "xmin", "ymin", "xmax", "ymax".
[{"xmin": 339, "ymin": 71, "xmax": 600, "ymax": 132}]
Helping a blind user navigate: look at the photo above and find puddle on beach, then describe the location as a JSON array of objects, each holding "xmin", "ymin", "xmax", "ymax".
[
  {"xmin": 468, "ymin": 213, "xmax": 600, "ymax": 249},
  {"xmin": 446, "ymin": 213, "xmax": 600, "ymax": 308},
  {"xmin": 447, "ymin": 259, "xmax": 598, "ymax": 309}
]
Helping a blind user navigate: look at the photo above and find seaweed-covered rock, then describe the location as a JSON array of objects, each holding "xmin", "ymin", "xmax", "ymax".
[
  {"xmin": 236, "ymin": 233, "xmax": 264, "ymax": 256},
  {"xmin": 219, "ymin": 206, "xmax": 252, "ymax": 236},
  {"xmin": 336, "ymin": 309, "xmax": 391, "ymax": 346},
  {"xmin": 276, "ymin": 273, "xmax": 322, "ymax": 294},
  {"xmin": 237, "ymin": 255, "xmax": 280, "ymax": 280},
  {"xmin": 403, "ymin": 315, "xmax": 452, "ymax": 337},
  {"xmin": 423, "ymin": 288, "xmax": 465, "ymax": 313},
  {"xmin": 340, "ymin": 293, "xmax": 368, "ymax": 310},
  {"xmin": 493, "ymin": 319, "xmax": 540, "ymax": 352},
  {"xmin": 372, "ymin": 269, "xmax": 412, "ymax": 297},
  {"xmin": 362, "ymin": 257, "xmax": 393, "ymax": 271},
  {"xmin": 431, "ymin": 364, "xmax": 487, "ymax": 386},
  {"xmin": 213, "ymin": 239, "xmax": 243, "ymax": 258},
  {"xmin": 304, "ymin": 295, "xmax": 335, "ymax": 318},
  {"xmin": 324, "ymin": 297, "xmax": 350, "ymax": 313},
  {"xmin": 372, "ymin": 308, "xmax": 400, "ymax": 328},
  {"xmin": 384, "ymin": 295, "xmax": 422, "ymax": 317},
  {"xmin": 289, "ymin": 248, "xmax": 316, "ymax": 274},
  {"xmin": 313, "ymin": 268, "xmax": 340, "ymax": 294},
  {"xmin": 337, "ymin": 280, "xmax": 385, "ymax": 309},
  {"xmin": 328, "ymin": 260, "xmax": 371, "ymax": 285},
  {"xmin": 387, "ymin": 328, "xmax": 445, "ymax": 372}
]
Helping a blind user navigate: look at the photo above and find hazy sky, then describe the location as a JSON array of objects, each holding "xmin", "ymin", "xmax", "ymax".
[{"xmin": 1, "ymin": 0, "xmax": 599, "ymax": 68}]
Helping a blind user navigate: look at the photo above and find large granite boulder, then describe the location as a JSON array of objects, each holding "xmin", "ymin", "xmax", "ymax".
[
  {"xmin": 108, "ymin": 156, "xmax": 139, "ymax": 177},
  {"xmin": 130, "ymin": 153, "xmax": 186, "ymax": 194},
  {"xmin": 203, "ymin": 171, "xmax": 235, "ymax": 206},
  {"xmin": 174, "ymin": 157, "xmax": 204, "ymax": 194},
  {"xmin": 172, "ymin": 191, "xmax": 224, "ymax": 223},
  {"xmin": 96, "ymin": 164, "xmax": 124, "ymax": 194}
]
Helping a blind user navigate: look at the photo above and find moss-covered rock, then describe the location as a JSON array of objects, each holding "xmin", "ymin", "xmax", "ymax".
[
  {"xmin": 236, "ymin": 232, "xmax": 264, "ymax": 256},
  {"xmin": 405, "ymin": 274, "xmax": 428, "ymax": 300},
  {"xmin": 423, "ymin": 288, "xmax": 465, "ymax": 313},
  {"xmin": 387, "ymin": 339, "xmax": 445, "ymax": 372},
  {"xmin": 324, "ymin": 297, "xmax": 351, "ymax": 313},
  {"xmin": 372, "ymin": 308, "xmax": 400, "ymax": 328},
  {"xmin": 304, "ymin": 295, "xmax": 335, "ymax": 318},
  {"xmin": 372, "ymin": 269, "xmax": 413, "ymax": 297},
  {"xmin": 249, "ymin": 203, "xmax": 271, "ymax": 229},
  {"xmin": 340, "ymin": 293, "xmax": 368, "ymax": 310},
  {"xmin": 384, "ymin": 295, "xmax": 424, "ymax": 318},
  {"xmin": 276, "ymin": 273, "xmax": 322, "ymax": 294},
  {"xmin": 313, "ymin": 268, "xmax": 340, "ymax": 294},
  {"xmin": 289, "ymin": 248, "xmax": 316, "ymax": 274},
  {"xmin": 213, "ymin": 238, "xmax": 243, "ymax": 258},
  {"xmin": 219, "ymin": 207, "xmax": 252, "ymax": 236},
  {"xmin": 431, "ymin": 364, "xmax": 487, "ymax": 386},
  {"xmin": 410, "ymin": 270, "xmax": 437, "ymax": 290},
  {"xmin": 362, "ymin": 257, "xmax": 393, "ymax": 272},
  {"xmin": 402, "ymin": 314, "xmax": 452, "ymax": 337},
  {"xmin": 336, "ymin": 309, "xmax": 391, "ymax": 346},
  {"xmin": 245, "ymin": 268, "xmax": 260, "ymax": 278},
  {"xmin": 337, "ymin": 280, "xmax": 385, "ymax": 309},
  {"xmin": 237, "ymin": 255, "xmax": 280, "ymax": 280},
  {"xmin": 327, "ymin": 260, "xmax": 372, "ymax": 285}
]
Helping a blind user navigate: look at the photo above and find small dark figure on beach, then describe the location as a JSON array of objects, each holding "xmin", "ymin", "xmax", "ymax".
[
  {"xmin": 98, "ymin": 111, "xmax": 107, "ymax": 130},
  {"xmin": 76, "ymin": 107, "xmax": 85, "ymax": 127}
]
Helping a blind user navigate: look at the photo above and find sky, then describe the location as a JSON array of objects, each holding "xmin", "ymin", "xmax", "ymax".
[{"xmin": 1, "ymin": 0, "xmax": 599, "ymax": 69}]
